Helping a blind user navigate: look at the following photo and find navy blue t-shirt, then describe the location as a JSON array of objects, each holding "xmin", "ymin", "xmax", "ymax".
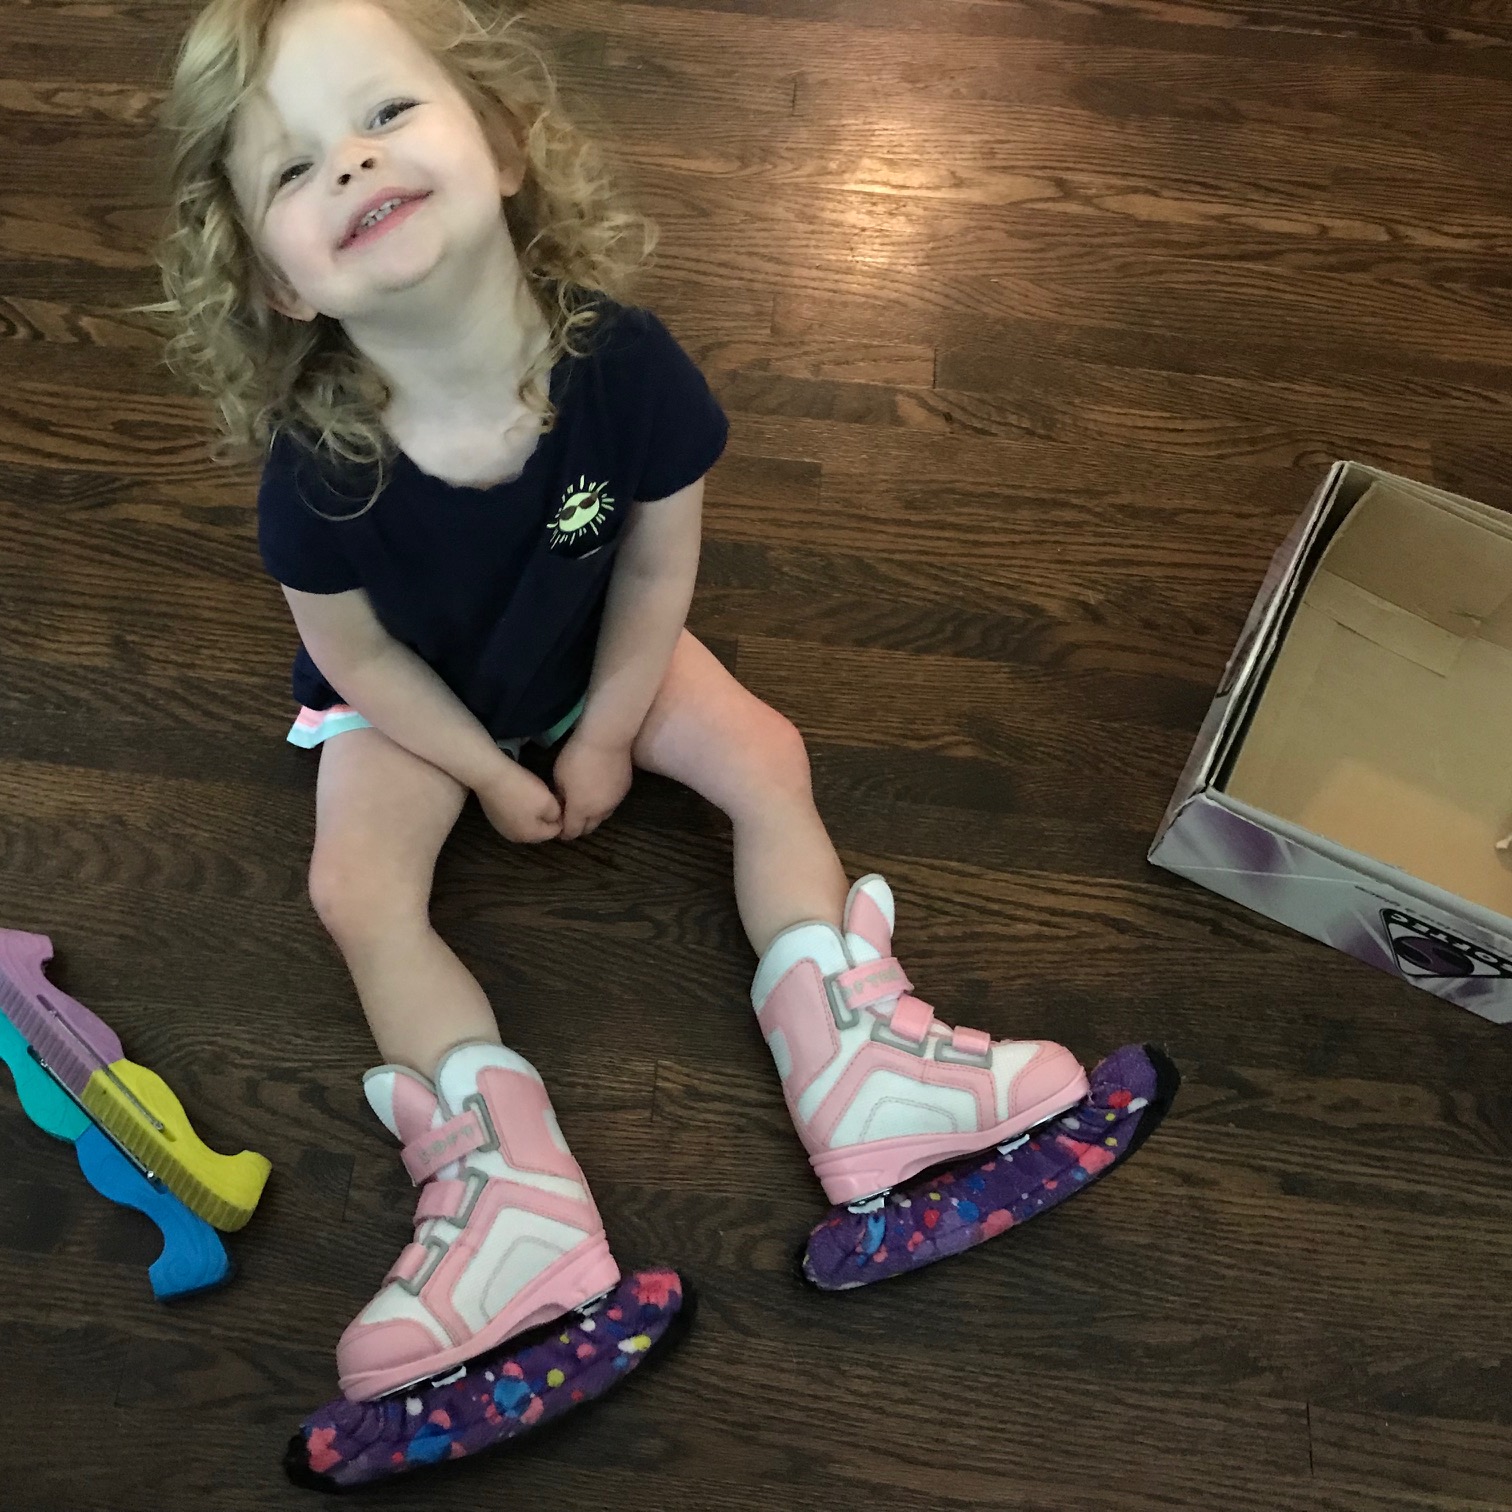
[{"xmin": 256, "ymin": 300, "xmax": 729, "ymax": 740}]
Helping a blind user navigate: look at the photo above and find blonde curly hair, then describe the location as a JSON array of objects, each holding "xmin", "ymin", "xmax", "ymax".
[{"xmin": 130, "ymin": 0, "xmax": 659, "ymax": 511}]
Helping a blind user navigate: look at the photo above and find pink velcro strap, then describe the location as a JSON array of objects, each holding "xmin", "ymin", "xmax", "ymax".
[
  {"xmin": 951, "ymin": 1025, "xmax": 993, "ymax": 1058},
  {"xmin": 385, "ymin": 1242, "xmax": 430, "ymax": 1286},
  {"xmin": 414, "ymin": 1179, "xmax": 467, "ymax": 1223},
  {"xmin": 888, "ymin": 994, "xmax": 935, "ymax": 1043},
  {"xmin": 401, "ymin": 1109, "xmax": 487, "ymax": 1183},
  {"xmin": 833, "ymin": 957, "xmax": 911, "ymax": 1014}
]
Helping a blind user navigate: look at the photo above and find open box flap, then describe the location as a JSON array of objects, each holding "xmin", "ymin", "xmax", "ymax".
[
  {"xmin": 1223, "ymin": 478, "xmax": 1512, "ymax": 917},
  {"xmin": 1151, "ymin": 461, "xmax": 1352, "ymax": 848}
]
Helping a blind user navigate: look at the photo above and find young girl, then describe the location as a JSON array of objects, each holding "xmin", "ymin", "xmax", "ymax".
[{"xmin": 143, "ymin": 0, "xmax": 1110, "ymax": 1424}]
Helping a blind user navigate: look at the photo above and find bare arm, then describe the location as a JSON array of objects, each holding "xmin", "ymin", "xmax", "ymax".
[
  {"xmin": 571, "ymin": 476, "xmax": 704, "ymax": 751},
  {"xmin": 280, "ymin": 585, "xmax": 514, "ymax": 791}
]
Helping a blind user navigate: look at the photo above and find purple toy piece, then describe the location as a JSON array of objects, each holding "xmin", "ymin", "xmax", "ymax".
[
  {"xmin": 286, "ymin": 1267, "xmax": 691, "ymax": 1491},
  {"xmin": 802, "ymin": 1043, "xmax": 1178, "ymax": 1290},
  {"xmin": 0, "ymin": 930, "xmax": 122, "ymax": 1093}
]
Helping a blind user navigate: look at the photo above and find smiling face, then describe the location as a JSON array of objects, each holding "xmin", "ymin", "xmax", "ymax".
[{"xmin": 225, "ymin": 0, "xmax": 524, "ymax": 323}]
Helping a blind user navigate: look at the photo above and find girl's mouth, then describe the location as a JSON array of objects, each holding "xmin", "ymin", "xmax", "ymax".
[{"xmin": 341, "ymin": 193, "xmax": 431, "ymax": 251}]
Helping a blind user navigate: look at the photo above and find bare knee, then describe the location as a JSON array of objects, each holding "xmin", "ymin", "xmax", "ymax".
[
  {"xmin": 308, "ymin": 839, "xmax": 429, "ymax": 951},
  {"xmin": 730, "ymin": 707, "xmax": 814, "ymax": 815}
]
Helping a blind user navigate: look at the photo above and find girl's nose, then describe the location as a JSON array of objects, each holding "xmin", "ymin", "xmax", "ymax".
[{"xmin": 337, "ymin": 155, "xmax": 377, "ymax": 186}]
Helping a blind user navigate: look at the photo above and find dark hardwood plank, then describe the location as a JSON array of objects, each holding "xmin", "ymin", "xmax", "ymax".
[
  {"xmin": 609, "ymin": 0, "xmax": 1512, "ymax": 55},
  {"xmin": 5, "ymin": 0, "xmax": 1512, "ymax": 1506},
  {"xmin": 1311, "ymin": 1409, "xmax": 1512, "ymax": 1505}
]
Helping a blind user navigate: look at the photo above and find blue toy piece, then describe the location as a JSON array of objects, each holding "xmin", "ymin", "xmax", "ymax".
[
  {"xmin": 0, "ymin": 1011, "xmax": 231, "ymax": 1300},
  {"xmin": 74, "ymin": 1125, "xmax": 233, "ymax": 1299}
]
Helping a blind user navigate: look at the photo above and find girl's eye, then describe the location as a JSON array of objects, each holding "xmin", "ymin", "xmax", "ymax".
[{"xmin": 272, "ymin": 102, "xmax": 416, "ymax": 190}]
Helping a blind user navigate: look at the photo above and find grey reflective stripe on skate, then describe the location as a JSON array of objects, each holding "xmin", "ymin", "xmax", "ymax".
[
  {"xmin": 451, "ymin": 1170, "xmax": 487, "ymax": 1226},
  {"xmin": 867, "ymin": 1016, "xmax": 929, "ymax": 1056},
  {"xmin": 459, "ymin": 1092, "xmax": 501, "ymax": 1155},
  {"xmin": 933, "ymin": 1037, "xmax": 993, "ymax": 1069},
  {"xmin": 395, "ymin": 1236, "xmax": 449, "ymax": 1296},
  {"xmin": 824, "ymin": 973, "xmax": 860, "ymax": 1031}
]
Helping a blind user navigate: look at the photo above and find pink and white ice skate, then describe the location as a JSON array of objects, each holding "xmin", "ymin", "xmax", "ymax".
[
  {"xmin": 336, "ymin": 1040, "xmax": 622, "ymax": 1402},
  {"xmin": 752, "ymin": 874, "xmax": 1176, "ymax": 1290},
  {"xmin": 752, "ymin": 874, "xmax": 1090, "ymax": 1207}
]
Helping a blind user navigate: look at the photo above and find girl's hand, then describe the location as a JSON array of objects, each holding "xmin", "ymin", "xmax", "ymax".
[
  {"xmin": 475, "ymin": 758, "xmax": 563, "ymax": 844},
  {"xmin": 553, "ymin": 729, "xmax": 633, "ymax": 840}
]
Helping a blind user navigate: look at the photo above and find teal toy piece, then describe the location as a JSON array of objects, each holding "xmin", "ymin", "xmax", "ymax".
[
  {"xmin": 0, "ymin": 1004, "xmax": 90, "ymax": 1140},
  {"xmin": 0, "ymin": 1011, "xmax": 231, "ymax": 1300}
]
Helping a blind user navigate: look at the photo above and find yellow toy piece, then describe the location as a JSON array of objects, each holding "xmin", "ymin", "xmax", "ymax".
[{"xmin": 80, "ymin": 1057, "xmax": 271, "ymax": 1232}]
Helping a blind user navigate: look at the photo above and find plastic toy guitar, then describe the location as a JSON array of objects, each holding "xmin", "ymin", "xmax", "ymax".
[{"xmin": 0, "ymin": 929, "xmax": 272, "ymax": 1298}]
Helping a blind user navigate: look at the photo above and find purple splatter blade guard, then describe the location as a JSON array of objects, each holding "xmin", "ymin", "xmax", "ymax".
[
  {"xmin": 803, "ymin": 1043, "xmax": 1179, "ymax": 1290},
  {"xmin": 286, "ymin": 1267, "xmax": 691, "ymax": 1491}
]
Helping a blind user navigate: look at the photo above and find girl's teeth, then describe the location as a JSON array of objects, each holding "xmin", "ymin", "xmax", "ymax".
[{"xmin": 358, "ymin": 200, "xmax": 405, "ymax": 234}]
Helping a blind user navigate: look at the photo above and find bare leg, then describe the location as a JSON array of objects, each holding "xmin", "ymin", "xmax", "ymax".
[
  {"xmin": 729, "ymin": 784, "xmax": 849, "ymax": 954},
  {"xmin": 633, "ymin": 632, "xmax": 849, "ymax": 955},
  {"xmin": 310, "ymin": 726, "xmax": 500, "ymax": 1078},
  {"xmin": 337, "ymin": 922, "xmax": 501, "ymax": 1080},
  {"xmin": 306, "ymin": 737, "xmax": 633, "ymax": 1425}
]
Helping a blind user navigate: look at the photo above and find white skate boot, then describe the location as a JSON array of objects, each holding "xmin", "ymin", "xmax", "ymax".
[
  {"xmin": 336, "ymin": 1040, "xmax": 621, "ymax": 1402},
  {"xmin": 752, "ymin": 874, "xmax": 1090, "ymax": 1206}
]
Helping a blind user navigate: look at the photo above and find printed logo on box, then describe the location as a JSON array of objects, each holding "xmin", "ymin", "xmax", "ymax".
[{"xmin": 1382, "ymin": 908, "xmax": 1512, "ymax": 979}]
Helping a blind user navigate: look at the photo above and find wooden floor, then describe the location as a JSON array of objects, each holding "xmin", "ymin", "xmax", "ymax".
[{"xmin": 4, "ymin": 0, "xmax": 1512, "ymax": 1506}]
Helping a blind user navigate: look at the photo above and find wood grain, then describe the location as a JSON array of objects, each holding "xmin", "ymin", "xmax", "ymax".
[{"xmin": 3, "ymin": 0, "xmax": 1512, "ymax": 1508}]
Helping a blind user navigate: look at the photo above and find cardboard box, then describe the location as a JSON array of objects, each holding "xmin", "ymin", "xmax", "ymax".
[{"xmin": 1149, "ymin": 461, "xmax": 1512, "ymax": 1023}]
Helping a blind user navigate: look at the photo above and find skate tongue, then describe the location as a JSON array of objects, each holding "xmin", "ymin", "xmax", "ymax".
[
  {"xmin": 843, "ymin": 874, "xmax": 896, "ymax": 966},
  {"xmin": 362, "ymin": 1065, "xmax": 443, "ymax": 1146},
  {"xmin": 365, "ymin": 1064, "xmax": 479, "ymax": 1185}
]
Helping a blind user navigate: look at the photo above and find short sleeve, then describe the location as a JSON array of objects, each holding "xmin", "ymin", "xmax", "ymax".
[
  {"xmin": 629, "ymin": 310, "xmax": 730, "ymax": 503},
  {"xmin": 256, "ymin": 430, "xmax": 364, "ymax": 593}
]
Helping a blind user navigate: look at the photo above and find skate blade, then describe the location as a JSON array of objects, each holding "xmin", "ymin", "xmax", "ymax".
[
  {"xmin": 372, "ymin": 1291, "xmax": 625, "ymax": 1400},
  {"xmin": 839, "ymin": 1101, "xmax": 1081, "ymax": 1212}
]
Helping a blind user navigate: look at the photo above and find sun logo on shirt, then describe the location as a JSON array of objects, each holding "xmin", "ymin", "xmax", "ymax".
[{"xmin": 547, "ymin": 477, "xmax": 616, "ymax": 557}]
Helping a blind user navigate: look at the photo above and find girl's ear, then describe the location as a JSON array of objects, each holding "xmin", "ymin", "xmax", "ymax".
[
  {"xmin": 269, "ymin": 289, "xmax": 319, "ymax": 322},
  {"xmin": 483, "ymin": 104, "xmax": 530, "ymax": 199},
  {"xmin": 259, "ymin": 263, "xmax": 318, "ymax": 323}
]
